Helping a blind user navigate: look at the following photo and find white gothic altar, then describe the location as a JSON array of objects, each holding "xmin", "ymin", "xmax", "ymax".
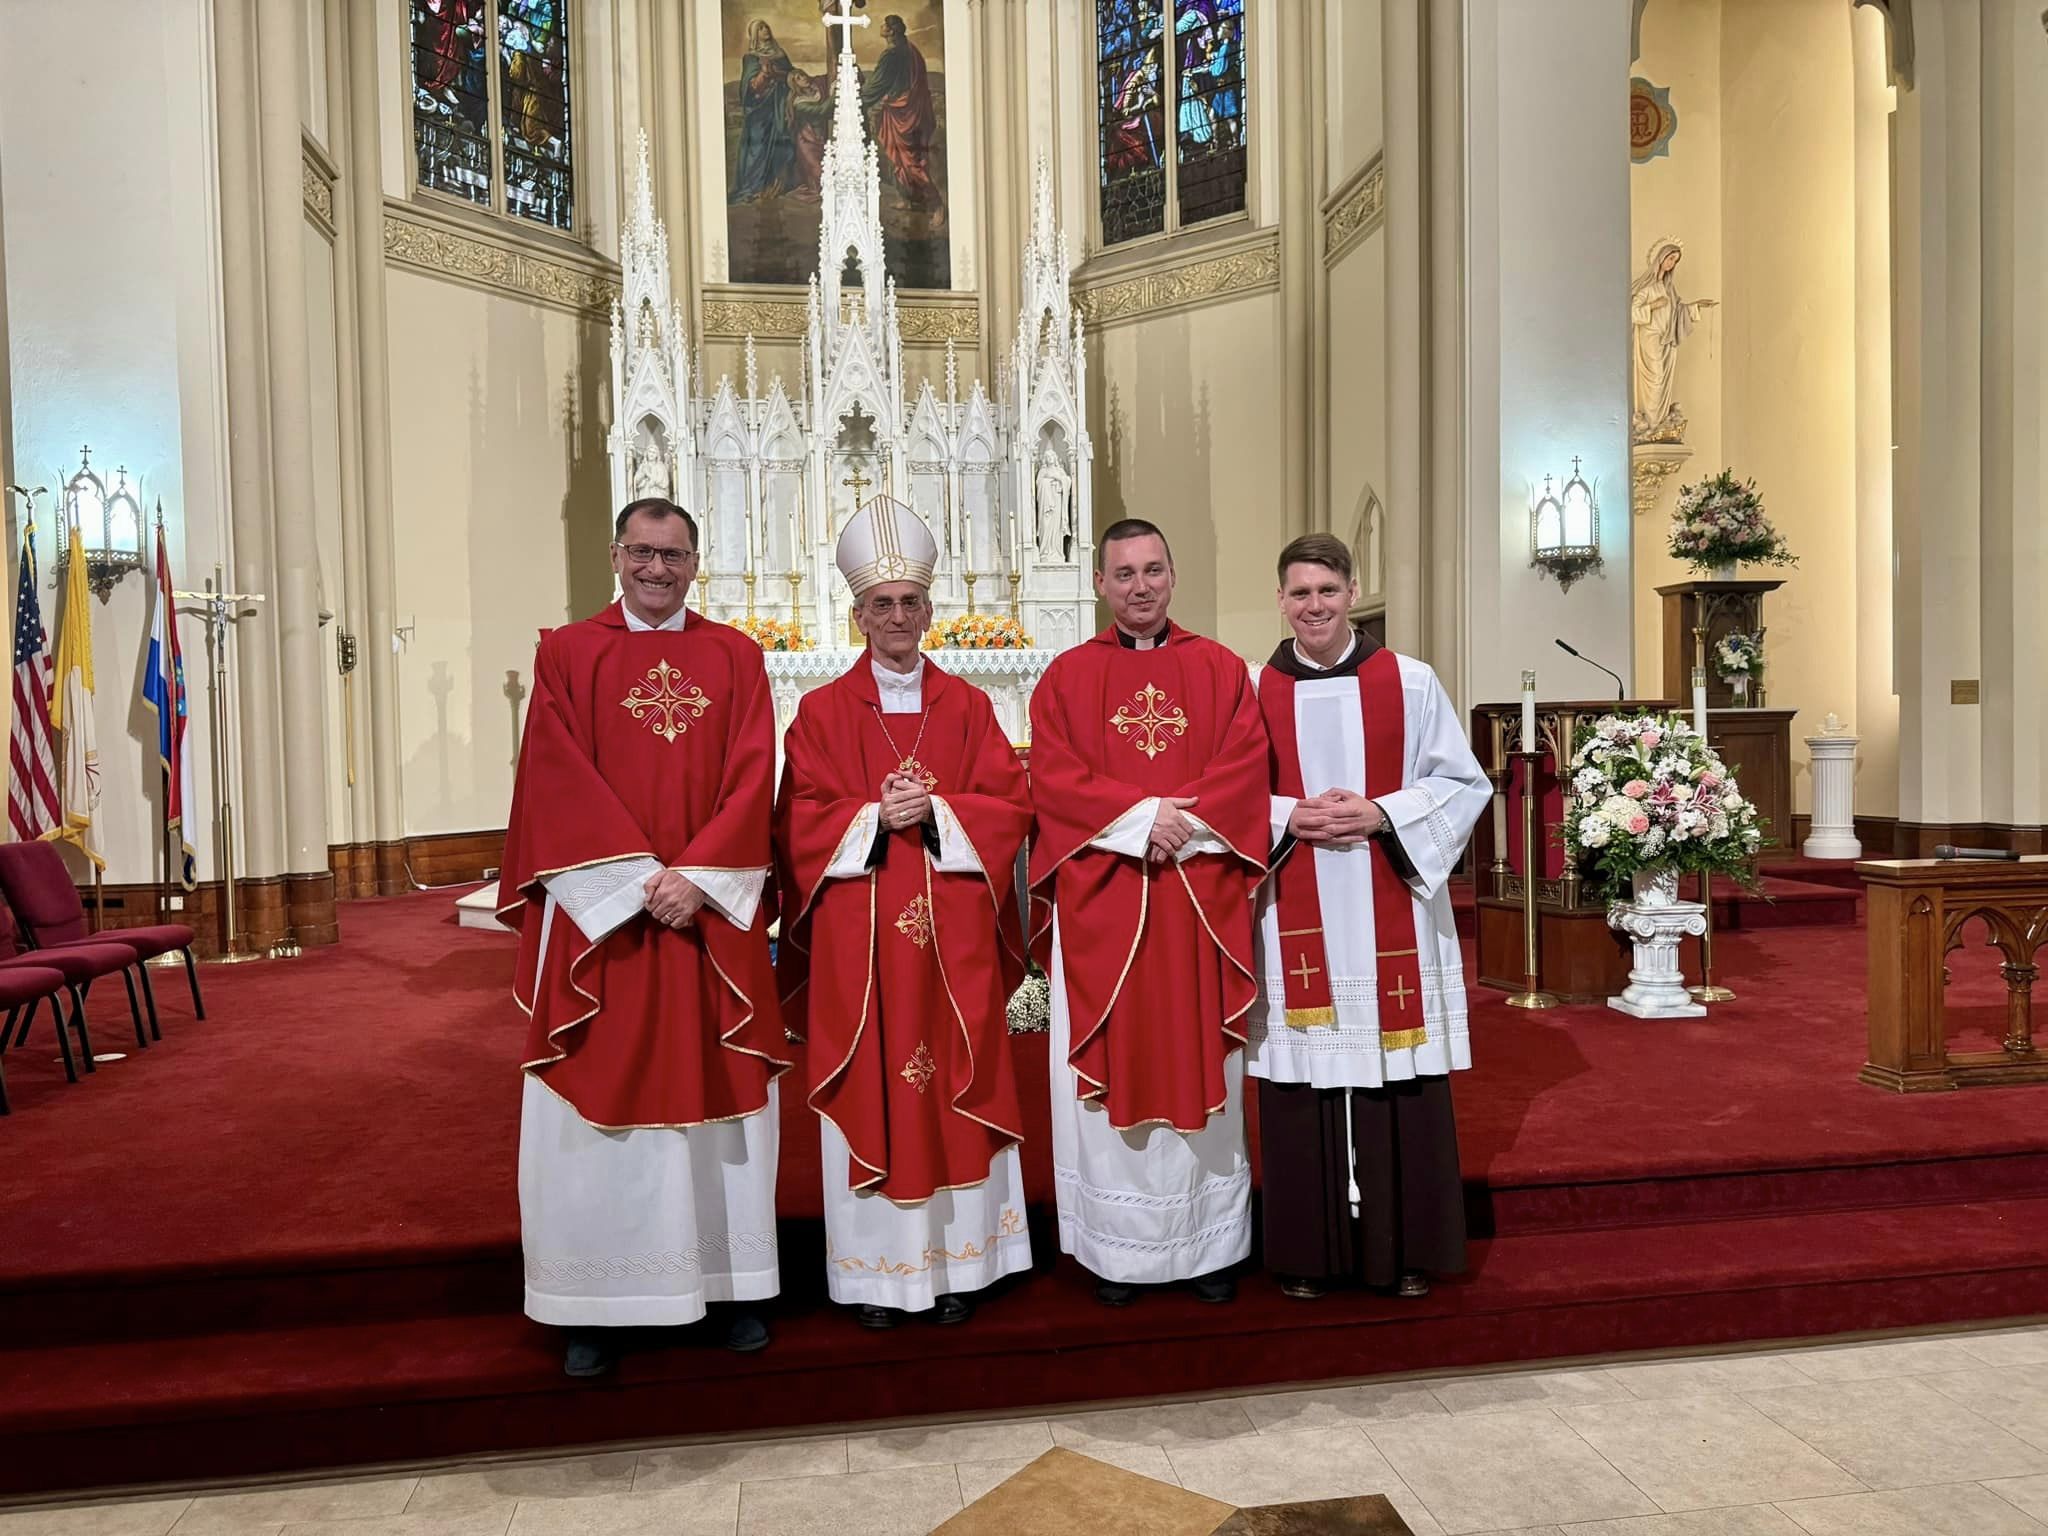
[{"xmin": 606, "ymin": 35, "xmax": 1094, "ymax": 741}]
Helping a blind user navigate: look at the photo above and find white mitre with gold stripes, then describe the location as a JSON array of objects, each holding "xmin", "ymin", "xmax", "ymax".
[{"xmin": 834, "ymin": 498, "xmax": 938, "ymax": 599}]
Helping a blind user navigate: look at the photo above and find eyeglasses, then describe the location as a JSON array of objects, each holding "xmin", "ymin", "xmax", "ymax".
[
  {"xmin": 617, "ymin": 542, "xmax": 697, "ymax": 567},
  {"xmin": 863, "ymin": 596, "xmax": 928, "ymax": 616}
]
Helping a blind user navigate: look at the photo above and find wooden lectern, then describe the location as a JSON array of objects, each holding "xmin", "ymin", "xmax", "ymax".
[{"xmin": 1470, "ymin": 698, "xmax": 1699, "ymax": 1003}]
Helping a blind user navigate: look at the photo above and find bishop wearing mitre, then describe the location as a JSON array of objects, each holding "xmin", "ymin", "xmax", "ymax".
[
  {"xmin": 1028, "ymin": 518, "xmax": 1271, "ymax": 1306},
  {"xmin": 500, "ymin": 498, "xmax": 791, "ymax": 1379},
  {"xmin": 776, "ymin": 499, "xmax": 1035, "ymax": 1329},
  {"xmin": 1249, "ymin": 533, "xmax": 1492, "ymax": 1300}
]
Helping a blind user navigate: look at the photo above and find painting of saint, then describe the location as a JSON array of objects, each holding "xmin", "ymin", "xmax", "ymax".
[{"xmin": 722, "ymin": 0, "xmax": 951, "ymax": 289}]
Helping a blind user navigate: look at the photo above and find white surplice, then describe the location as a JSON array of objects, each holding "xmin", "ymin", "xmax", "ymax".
[
  {"xmin": 812, "ymin": 654, "xmax": 1034, "ymax": 1310},
  {"xmin": 518, "ymin": 602, "xmax": 779, "ymax": 1328},
  {"xmin": 1246, "ymin": 643, "xmax": 1492, "ymax": 1089},
  {"xmin": 1045, "ymin": 693, "xmax": 1251, "ymax": 1283}
]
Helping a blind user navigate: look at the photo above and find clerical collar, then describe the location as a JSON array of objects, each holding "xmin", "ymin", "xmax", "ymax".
[
  {"xmin": 622, "ymin": 602, "xmax": 688, "ymax": 632},
  {"xmin": 1292, "ymin": 632, "xmax": 1357, "ymax": 672},
  {"xmin": 871, "ymin": 653, "xmax": 925, "ymax": 697},
  {"xmin": 1115, "ymin": 623, "xmax": 1170, "ymax": 650}
]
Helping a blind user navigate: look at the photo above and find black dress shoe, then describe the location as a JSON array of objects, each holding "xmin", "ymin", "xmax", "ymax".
[
  {"xmin": 933, "ymin": 1293, "xmax": 974, "ymax": 1324},
  {"xmin": 1279, "ymin": 1277, "xmax": 1327, "ymax": 1300},
  {"xmin": 1191, "ymin": 1274, "xmax": 1237, "ymax": 1304},
  {"xmin": 855, "ymin": 1304, "xmax": 900, "ymax": 1330},
  {"xmin": 1393, "ymin": 1271, "xmax": 1430, "ymax": 1298},
  {"xmin": 562, "ymin": 1330, "xmax": 618, "ymax": 1378},
  {"xmin": 725, "ymin": 1312, "xmax": 772, "ymax": 1352},
  {"xmin": 1094, "ymin": 1280, "xmax": 1138, "ymax": 1307}
]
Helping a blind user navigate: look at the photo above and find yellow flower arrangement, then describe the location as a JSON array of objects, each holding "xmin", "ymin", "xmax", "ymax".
[
  {"xmin": 921, "ymin": 613, "xmax": 1034, "ymax": 651},
  {"xmin": 733, "ymin": 614, "xmax": 814, "ymax": 652}
]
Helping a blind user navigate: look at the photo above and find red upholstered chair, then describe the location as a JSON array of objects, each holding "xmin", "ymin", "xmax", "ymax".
[
  {"xmin": 0, "ymin": 841, "xmax": 204, "ymax": 1038},
  {"xmin": 0, "ymin": 964, "xmax": 72, "ymax": 1112},
  {"xmin": 0, "ymin": 899, "xmax": 146, "ymax": 1077}
]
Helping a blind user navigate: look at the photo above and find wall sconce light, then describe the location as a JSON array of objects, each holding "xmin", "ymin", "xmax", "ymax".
[
  {"xmin": 54, "ymin": 445, "xmax": 146, "ymax": 601},
  {"xmin": 1531, "ymin": 455, "xmax": 1605, "ymax": 592}
]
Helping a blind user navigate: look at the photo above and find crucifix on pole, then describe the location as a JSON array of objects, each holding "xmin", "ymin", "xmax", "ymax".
[
  {"xmin": 173, "ymin": 566, "xmax": 268, "ymax": 963},
  {"xmin": 824, "ymin": 0, "xmax": 869, "ymax": 57}
]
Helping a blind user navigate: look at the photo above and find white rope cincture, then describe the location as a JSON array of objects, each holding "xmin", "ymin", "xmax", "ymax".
[{"xmin": 1343, "ymin": 1087, "xmax": 1362, "ymax": 1219}]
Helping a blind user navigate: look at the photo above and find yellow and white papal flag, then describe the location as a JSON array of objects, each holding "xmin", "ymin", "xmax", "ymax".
[{"xmin": 44, "ymin": 511, "xmax": 103, "ymax": 869}]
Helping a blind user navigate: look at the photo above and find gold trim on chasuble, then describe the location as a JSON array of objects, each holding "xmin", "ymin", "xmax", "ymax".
[
  {"xmin": 900, "ymin": 1041, "xmax": 937, "ymax": 1093},
  {"xmin": 894, "ymin": 894, "xmax": 935, "ymax": 949},
  {"xmin": 1110, "ymin": 682, "xmax": 1191, "ymax": 760},
  {"xmin": 620, "ymin": 660, "xmax": 714, "ymax": 743}
]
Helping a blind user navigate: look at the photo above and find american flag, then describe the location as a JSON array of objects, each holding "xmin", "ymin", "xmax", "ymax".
[{"xmin": 9, "ymin": 526, "xmax": 58, "ymax": 840}]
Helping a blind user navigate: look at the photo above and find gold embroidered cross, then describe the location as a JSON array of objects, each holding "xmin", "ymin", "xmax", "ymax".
[
  {"xmin": 620, "ymin": 660, "xmax": 713, "ymax": 744},
  {"xmin": 1290, "ymin": 953, "xmax": 1321, "ymax": 988},
  {"xmin": 894, "ymin": 894, "xmax": 934, "ymax": 948},
  {"xmin": 1110, "ymin": 683, "xmax": 1190, "ymax": 760},
  {"xmin": 1386, "ymin": 976, "xmax": 1416, "ymax": 1012},
  {"xmin": 900, "ymin": 1041, "xmax": 936, "ymax": 1093}
]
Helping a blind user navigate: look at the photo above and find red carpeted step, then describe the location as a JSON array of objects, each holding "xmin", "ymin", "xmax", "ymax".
[{"xmin": 5, "ymin": 1194, "xmax": 2048, "ymax": 1497}]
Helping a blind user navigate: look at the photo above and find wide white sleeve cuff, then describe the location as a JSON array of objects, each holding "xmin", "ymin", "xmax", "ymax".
[
  {"xmin": 542, "ymin": 855, "xmax": 666, "ymax": 944},
  {"xmin": 822, "ymin": 803, "xmax": 882, "ymax": 880},
  {"xmin": 1091, "ymin": 797, "xmax": 1161, "ymax": 858},
  {"xmin": 676, "ymin": 866, "xmax": 768, "ymax": 930},
  {"xmin": 1175, "ymin": 811, "xmax": 1231, "ymax": 863},
  {"xmin": 929, "ymin": 796, "xmax": 985, "ymax": 873},
  {"xmin": 1268, "ymin": 795, "xmax": 1298, "ymax": 846}
]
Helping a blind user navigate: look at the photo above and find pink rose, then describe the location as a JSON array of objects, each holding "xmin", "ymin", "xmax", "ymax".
[
  {"xmin": 1627, "ymin": 814, "xmax": 1650, "ymax": 835},
  {"xmin": 1623, "ymin": 780, "xmax": 1651, "ymax": 799},
  {"xmin": 1699, "ymin": 770, "xmax": 1721, "ymax": 786},
  {"xmin": 1640, "ymin": 730, "xmax": 1663, "ymax": 749}
]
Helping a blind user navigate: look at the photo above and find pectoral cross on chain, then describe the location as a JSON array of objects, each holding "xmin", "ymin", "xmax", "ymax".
[{"xmin": 824, "ymin": 0, "xmax": 869, "ymax": 57}]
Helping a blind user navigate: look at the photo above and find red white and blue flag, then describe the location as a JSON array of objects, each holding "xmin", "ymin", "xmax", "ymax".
[
  {"xmin": 9, "ymin": 524, "xmax": 58, "ymax": 842},
  {"xmin": 142, "ymin": 522, "xmax": 197, "ymax": 889}
]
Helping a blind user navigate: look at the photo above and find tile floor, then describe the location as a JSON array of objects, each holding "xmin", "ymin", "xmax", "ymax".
[{"xmin": 8, "ymin": 1321, "xmax": 2048, "ymax": 1536}]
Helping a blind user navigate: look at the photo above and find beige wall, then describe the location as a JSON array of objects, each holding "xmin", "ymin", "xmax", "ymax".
[
  {"xmin": 305, "ymin": 222, "xmax": 351, "ymax": 852},
  {"xmin": 1086, "ymin": 290, "xmax": 1290, "ymax": 659},
  {"xmin": 385, "ymin": 271, "xmax": 610, "ymax": 839},
  {"xmin": 1326, "ymin": 230, "xmax": 1387, "ymax": 592},
  {"xmin": 1629, "ymin": 0, "xmax": 1898, "ymax": 818},
  {"xmin": 1324, "ymin": 0, "xmax": 1384, "ymax": 195}
]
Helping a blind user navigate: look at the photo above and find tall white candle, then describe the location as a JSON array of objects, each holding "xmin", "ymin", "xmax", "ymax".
[
  {"xmin": 1520, "ymin": 670, "xmax": 1537, "ymax": 756},
  {"xmin": 1691, "ymin": 666, "xmax": 1708, "ymax": 736}
]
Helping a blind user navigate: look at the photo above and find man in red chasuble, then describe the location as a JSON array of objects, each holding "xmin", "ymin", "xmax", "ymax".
[
  {"xmin": 1249, "ymin": 534, "xmax": 1491, "ymax": 1300},
  {"xmin": 1028, "ymin": 518, "xmax": 1270, "ymax": 1306},
  {"xmin": 776, "ymin": 500, "xmax": 1033, "ymax": 1329},
  {"xmin": 499, "ymin": 499, "xmax": 791, "ymax": 1378}
]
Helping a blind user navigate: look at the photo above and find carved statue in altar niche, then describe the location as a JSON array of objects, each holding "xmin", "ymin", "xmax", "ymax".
[
  {"xmin": 1034, "ymin": 444, "xmax": 1073, "ymax": 563},
  {"xmin": 631, "ymin": 422, "xmax": 671, "ymax": 500},
  {"xmin": 1630, "ymin": 237, "xmax": 1716, "ymax": 445}
]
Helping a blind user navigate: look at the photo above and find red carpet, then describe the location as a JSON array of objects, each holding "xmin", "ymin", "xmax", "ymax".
[{"xmin": 1, "ymin": 889, "xmax": 2043, "ymax": 1495}]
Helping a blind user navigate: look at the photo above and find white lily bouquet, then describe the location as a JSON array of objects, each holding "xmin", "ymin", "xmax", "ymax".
[
  {"xmin": 1562, "ymin": 713, "xmax": 1764, "ymax": 901},
  {"xmin": 1713, "ymin": 631, "xmax": 1763, "ymax": 701}
]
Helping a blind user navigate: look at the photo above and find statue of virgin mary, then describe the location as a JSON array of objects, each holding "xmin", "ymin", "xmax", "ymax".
[{"xmin": 1630, "ymin": 237, "xmax": 1717, "ymax": 444}]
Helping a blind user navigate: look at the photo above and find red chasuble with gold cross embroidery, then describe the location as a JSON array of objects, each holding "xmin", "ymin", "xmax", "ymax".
[
  {"xmin": 500, "ymin": 603, "xmax": 790, "ymax": 1129},
  {"xmin": 776, "ymin": 655, "xmax": 1032, "ymax": 1203},
  {"xmin": 1027, "ymin": 624, "xmax": 1271, "ymax": 1132}
]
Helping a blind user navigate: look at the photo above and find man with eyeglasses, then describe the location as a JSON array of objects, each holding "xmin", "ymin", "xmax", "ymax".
[
  {"xmin": 499, "ymin": 498, "xmax": 791, "ymax": 1378},
  {"xmin": 774, "ymin": 500, "xmax": 1034, "ymax": 1330}
]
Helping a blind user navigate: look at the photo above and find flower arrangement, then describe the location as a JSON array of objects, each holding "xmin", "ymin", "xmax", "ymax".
[
  {"xmin": 1006, "ymin": 969, "xmax": 1051, "ymax": 1034},
  {"xmin": 922, "ymin": 613, "xmax": 1034, "ymax": 651},
  {"xmin": 1561, "ymin": 712, "xmax": 1764, "ymax": 900},
  {"xmin": 732, "ymin": 614, "xmax": 813, "ymax": 652},
  {"xmin": 1668, "ymin": 470, "xmax": 1796, "ymax": 572},
  {"xmin": 1713, "ymin": 631, "xmax": 1763, "ymax": 685}
]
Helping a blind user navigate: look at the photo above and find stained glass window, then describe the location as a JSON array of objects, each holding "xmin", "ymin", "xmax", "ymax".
[
  {"xmin": 1097, "ymin": 0, "xmax": 1246, "ymax": 248},
  {"xmin": 1097, "ymin": 0, "xmax": 1167, "ymax": 248},
  {"xmin": 410, "ymin": 0, "xmax": 575, "ymax": 235},
  {"xmin": 1172, "ymin": 0, "xmax": 1245, "ymax": 227},
  {"xmin": 412, "ymin": 0, "xmax": 493, "ymax": 209},
  {"xmin": 498, "ymin": 0, "xmax": 574, "ymax": 232}
]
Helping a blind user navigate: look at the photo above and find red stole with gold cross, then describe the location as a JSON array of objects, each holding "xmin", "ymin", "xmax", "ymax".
[{"xmin": 1258, "ymin": 648, "xmax": 1428, "ymax": 1048}]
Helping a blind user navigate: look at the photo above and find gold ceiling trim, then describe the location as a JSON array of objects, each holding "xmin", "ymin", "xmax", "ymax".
[
  {"xmin": 1073, "ymin": 230, "xmax": 1281, "ymax": 328},
  {"xmin": 1323, "ymin": 154, "xmax": 1386, "ymax": 265},
  {"xmin": 699, "ymin": 284, "xmax": 982, "ymax": 344},
  {"xmin": 383, "ymin": 199, "xmax": 619, "ymax": 317}
]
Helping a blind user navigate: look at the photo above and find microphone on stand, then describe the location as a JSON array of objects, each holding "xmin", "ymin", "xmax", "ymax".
[
  {"xmin": 1554, "ymin": 638, "xmax": 1626, "ymax": 701},
  {"xmin": 1933, "ymin": 845, "xmax": 2023, "ymax": 862}
]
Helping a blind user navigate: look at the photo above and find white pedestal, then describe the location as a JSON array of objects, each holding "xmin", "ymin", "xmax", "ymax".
[
  {"xmin": 1803, "ymin": 732, "xmax": 1862, "ymax": 859},
  {"xmin": 456, "ymin": 882, "xmax": 511, "ymax": 932},
  {"xmin": 1607, "ymin": 868, "xmax": 1708, "ymax": 1018}
]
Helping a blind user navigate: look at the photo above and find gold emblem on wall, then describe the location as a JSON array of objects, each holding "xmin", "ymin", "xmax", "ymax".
[{"xmin": 621, "ymin": 660, "xmax": 714, "ymax": 743}]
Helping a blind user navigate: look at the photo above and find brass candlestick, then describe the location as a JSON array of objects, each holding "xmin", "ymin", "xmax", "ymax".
[
  {"xmin": 743, "ymin": 569, "xmax": 757, "ymax": 619},
  {"xmin": 787, "ymin": 569, "xmax": 805, "ymax": 641},
  {"xmin": 964, "ymin": 570, "xmax": 979, "ymax": 615},
  {"xmin": 1007, "ymin": 569, "xmax": 1021, "ymax": 621},
  {"xmin": 1505, "ymin": 749, "xmax": 1561, "ymax": 1009}
]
